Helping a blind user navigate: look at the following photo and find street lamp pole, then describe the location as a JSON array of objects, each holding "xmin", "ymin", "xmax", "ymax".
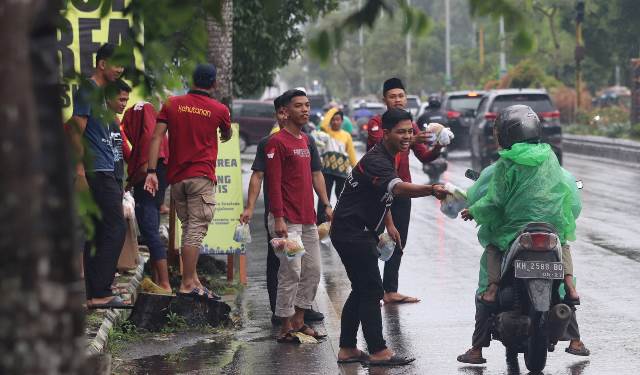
[
  {"xmin": 575, "ymin": 1, "xmax": 585, "ymax": 110},
  {"xmin": 499, "ymin": 16, "xmax": 507, "ymax": 79},
  {"xmin": 445, "ymin": 0, "xmax": 451, "ymax": 87}
]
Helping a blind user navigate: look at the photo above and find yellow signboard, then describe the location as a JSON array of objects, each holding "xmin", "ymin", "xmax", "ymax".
[
  {"xmin": 203, "ymin": 123, "xmax": 245, "ymax": 254},
  {"xmin": 59, "ymin": 0, "xmax": 143, "ymax": 119}
]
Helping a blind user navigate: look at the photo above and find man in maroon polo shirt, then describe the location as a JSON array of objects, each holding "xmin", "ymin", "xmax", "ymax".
[
  {"xmin": 367, "ymin": 77, "xmax": 443, "ymax": 304},
  {"xmin": 122, "ymin": 101, "xmax": 171, "ymax": 292},
  {"xmin": 265, "ymin": 89, "xmax": 333, "ymax": 342},
  {"xmin": 145, "ymin": 64, "xmax": 232, "ymax": 300}
]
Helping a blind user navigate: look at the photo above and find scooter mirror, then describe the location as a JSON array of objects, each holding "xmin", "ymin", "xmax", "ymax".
[{"xmin": 465, "ymin": 169, "xmax": 480, "ymax": 181}]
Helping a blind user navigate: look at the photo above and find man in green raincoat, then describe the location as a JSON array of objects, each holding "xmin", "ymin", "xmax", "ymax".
[{"xmin": 457, "ymin": 105, "xmax": 588, "ymax": 364}]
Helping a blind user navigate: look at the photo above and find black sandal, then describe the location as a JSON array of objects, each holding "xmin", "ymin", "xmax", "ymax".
[
  {"xmin": 457, "ymin": 349, "xmax": 487, "ymax": 364},
  {"xmin": 337, "ymin": 350, "xmax": 369, "ymax": 364},
  {"xmin": 566, "ymin": 344, "xmax": 590, "ymax": 356},
  {"xmin": 276, "ymin": 331, "xmax": 300, "ymax": 344},
  {"xmin": 88, "ymin": 296, "xmax": 133, "ymax": 310},
  {"xmin": 368, "ymin": 354, "xmax": 415, "ymax": 366}
]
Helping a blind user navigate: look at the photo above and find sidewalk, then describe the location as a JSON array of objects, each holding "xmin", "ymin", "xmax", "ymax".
[{"xmin": 221, "ymin": 198, "xmax": 344, "ymax": 374}]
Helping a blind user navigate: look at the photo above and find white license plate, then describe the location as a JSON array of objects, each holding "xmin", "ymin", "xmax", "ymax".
[{"xmin": 514, "ymin": 260, "xmax": 564, "ymax": 279}]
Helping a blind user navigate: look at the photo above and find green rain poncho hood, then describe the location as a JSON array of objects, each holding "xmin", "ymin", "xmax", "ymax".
[{"xmin": 466, "ymin": 143, "xmax": 581, "ymax": 252}]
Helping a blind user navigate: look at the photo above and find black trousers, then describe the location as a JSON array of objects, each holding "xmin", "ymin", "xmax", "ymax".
[
  {"xmin": 266, "ymin": 230, "xmax": 280, "ymax": 314},
  {"xmin": 84, "ymin": 171, "xmax": 127, "ymax": 299},
  {"xmin": 383, "ymin": 197, "xmax": 411, "ymax": 293},
  {"xmin": 264, "ymin": 210, "xmax": 280, "ymax": 314},
  {"xmin": 317, "ymin": 173, "xmax": 346, "ymax": 224},
  {"xmin": 333, "ymin": 238, "xmax": 387, "ymax": 353}
]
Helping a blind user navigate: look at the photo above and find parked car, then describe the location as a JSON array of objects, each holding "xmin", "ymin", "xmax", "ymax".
[
  {"xmin": 470, "ymin": 89, "xmax": 562, "ymax": 171},
  {"xmin": 406, "ymin": 95, "xmax": 422, "ymax": 117},
  {"xmin": 308, "ymin": 93, "xmax": 329, "ymax": 126},
  {"xmin": 232, "ymin": 99, "xmax": 275, "ymax": 152},
  {"xmin": 441, "ymin": 90, "xmax": 486, "ymax": 149}
]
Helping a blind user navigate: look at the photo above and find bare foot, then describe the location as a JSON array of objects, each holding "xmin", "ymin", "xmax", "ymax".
[
  {"xmin": 383, "ymin": 292, "xmax": 420, "ymax": 304},
  {"xmin": 369, "ymin": 348, "xmax": 395, "ymax": 361},
  {"xmin": 338, "ymin": 347, "xmax": 364, "ymax": 361},
  {"xmin": 480, "ymin": 283, "xmax": 498, "ymax": 303}
]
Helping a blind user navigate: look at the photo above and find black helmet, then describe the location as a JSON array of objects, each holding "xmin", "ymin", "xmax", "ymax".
[
  {"xmin": 494, "ymin": 104, "xmax": 541, "ymax": 149},
  {"xmin": 428, "ymin": 95, "xmax": 441, "ymax": 108}
]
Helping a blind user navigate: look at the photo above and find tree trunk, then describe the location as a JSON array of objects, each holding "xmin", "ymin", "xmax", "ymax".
[
  {"xmin": 206, "ymin": 0, "xmax": 233, "ymax": 109},
  {"xmin": 0, "ymin": 1, "xmax": 85, "ymax": 374}
]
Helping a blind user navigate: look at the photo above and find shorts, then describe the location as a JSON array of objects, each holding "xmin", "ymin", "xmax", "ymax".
[{"xmin": 171, "ymin": 177, "xmax": 216, "ymax": 248}]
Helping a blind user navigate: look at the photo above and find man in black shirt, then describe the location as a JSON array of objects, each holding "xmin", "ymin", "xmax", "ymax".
[
  {"xmin": 240, "ymin": 93, "xmax": 324, "ymax": 324},
  {"xmin": 105, "ymin": 79, "xmax": 132, "ymax": 186},
  {"xmin": 330, "ymin": 108, "xmax": 448, "ymax": 366}
]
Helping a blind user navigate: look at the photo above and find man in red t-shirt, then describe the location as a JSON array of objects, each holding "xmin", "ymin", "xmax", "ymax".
[
  {"xmin": 367, "ymin": 78, "xmax": 443, "ymax": 304},
  {"xmin": 265, "ymin": 90, "xmax": 333, "ymax": 342},
  {"xmin": 145, "ymin": 64, "xmax": 232, "ymax": 300},
  {"xmin": 122, "ymin": 101, "xmax": 171, "ymax": 293}
]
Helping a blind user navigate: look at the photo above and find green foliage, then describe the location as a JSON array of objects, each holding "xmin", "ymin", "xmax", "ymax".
[
  {"xmin": 308, "ymin": 0, "xmax": 432, "ymax": 63},
  {"xmin": 565, "ymin": 105, "xmax": 636, "ymax": 139},
  {"xmin": 165, "ymin": 312, "xmax": 188, "ymax": 331},
  {"xmin": 503, "ymin": 59, "xmax": 561, "ymax": 89},
  {"xmin": 234, "ymin": 0, "xmax": 338, "ymax": 97}
]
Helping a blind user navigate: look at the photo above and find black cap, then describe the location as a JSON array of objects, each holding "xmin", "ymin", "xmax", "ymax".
[
  {"xmin": 193, "ymin": 64, "xmax": 217, "ymax": 89},
  {"xmin": 381, "ymin": 108, "xmax": 412, "ymax": 130},
  {"xmin": 383, "ymin": 78, "xmax": 405, "ymax": 96}
]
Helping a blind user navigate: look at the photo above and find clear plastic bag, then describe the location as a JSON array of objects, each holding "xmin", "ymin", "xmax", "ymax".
[
  {"xmin": 270, "ymin": 233, "xmax": 305, "ymax": 260},
  {"xmin": 440, "ymin": 183, "xmax": 468, "ymax": 219},
  {"xmin": 122, "ymin": 191, "xmax": 136, "ymax": 219},
  {"xmin": 377, "ymin": 232, "xmax": 396, "ymax": 262},
  {"xmin": 317, "ymin": 222, "xmax": 331, "ymax": 244},
  {"xmin": 233, "ymin": 223, "xmax": 252, "ymax": 244},
  {"xmin": 427, "ymin": 123, "xmax": 455, "ymax": 146}
]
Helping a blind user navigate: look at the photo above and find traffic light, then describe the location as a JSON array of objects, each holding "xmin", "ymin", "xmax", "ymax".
[{"xmin": 576, "ymin": 1, "xmax": 585, "ymax": 23}]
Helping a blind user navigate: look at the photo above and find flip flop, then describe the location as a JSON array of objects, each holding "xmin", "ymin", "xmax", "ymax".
[
  {"xmin": 88, "ymin": 296, "xmax": 133, "ymax": 310},
  {"xmin": 201, "ymin": 287, "xmax": 221, "ymax": 301},
  {"xmin": 457, "ymin": 349, "xmax": 487, "ymax": 364},
  {"xmin": 368, "ymin": 354, "xmax": 415, "ymax": 367},
  {"xmin": 565, "ymin": 345, "xmax": 590, "ymax": 356},
  {"xmin": 337, "ymin": 350, "xmax": 369, "ymax": 364},
  {"xmin": 385, "ymin": 296, "xmax": 421, "ymax": 304},
  {"xmin": 177, "ymin": 287, "xmax": 219, "ymax": 301},
  {"xmin": 297, "ymin": 324, "xmax": 327, "ymax": 339},
  {"xmin": 276, "ymin": 331, "xmax": 300, "ymax": 344}
]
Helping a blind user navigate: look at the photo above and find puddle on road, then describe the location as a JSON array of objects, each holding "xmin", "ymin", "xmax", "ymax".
[{"xmin": 112, "ymin": 333, "xmax": 239, "ymax": 375}]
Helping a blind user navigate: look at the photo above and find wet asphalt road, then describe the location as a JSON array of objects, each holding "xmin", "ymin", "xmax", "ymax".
[
  {"xmin": 317, "ymin": 150, "xmax": 640, "ymax": 375},
  {"xmin": 114, "ymin": 147, "xmax": 640, "ymax": 374}
]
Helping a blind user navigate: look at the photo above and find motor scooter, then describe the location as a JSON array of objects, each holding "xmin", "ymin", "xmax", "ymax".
[{"xmin": 466, "ymin": 169, "xmax": 577, "ymax": 373}]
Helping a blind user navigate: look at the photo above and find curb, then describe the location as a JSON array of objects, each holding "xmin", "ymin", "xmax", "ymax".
[
  {"xmin": 86, "ymin": 254, "xmax": 147, "ymax": 356},
  {"xmin": 563, "ymin": 134, "xmax": 640, "ymax": 164}
]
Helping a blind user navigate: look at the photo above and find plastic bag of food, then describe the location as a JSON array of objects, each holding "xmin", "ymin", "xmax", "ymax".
[
  {"xmin": 427, "ymin": 123, "xmax": 455, "ymax": 146},
  {"xmin": 317, "ymin": 222, "xmax": 331, "ymax": 242},
  {"xmin": 122, "ymin": 191, "xmax": 135, "ymax": 219},
  {"xmin": 233, "ymin": 223, "xmax": 252, "ymax": 244},
  {"xmin": 270, "ymin": 233, "xmax": 306, "ymax": 260},
  {"xmin": 377, "ymin": 232, "xmax": 396, "ymax": 262},
  {"xmin": 440, "ymin": 183, "xmax": 468, "ymax": 218}
]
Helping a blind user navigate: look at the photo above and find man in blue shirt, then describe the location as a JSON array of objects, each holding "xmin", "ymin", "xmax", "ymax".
[{"xmin": 67, "ymin": 43, "xmax": 129, "ymax": 309}]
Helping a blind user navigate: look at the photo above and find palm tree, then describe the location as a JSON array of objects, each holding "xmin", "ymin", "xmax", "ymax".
[
  {"xmin": 206, "ymin": 0, "xmax": 233, "ymax": 108},
  {"xmin": 1, "ymin": 0, "xmax": 86, "ymax": 374}
]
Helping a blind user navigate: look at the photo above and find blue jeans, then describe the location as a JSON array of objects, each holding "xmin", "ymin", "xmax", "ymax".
[{"xmin": 133, "ymin": 163, "xmax": 168, "ymax": 261}]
